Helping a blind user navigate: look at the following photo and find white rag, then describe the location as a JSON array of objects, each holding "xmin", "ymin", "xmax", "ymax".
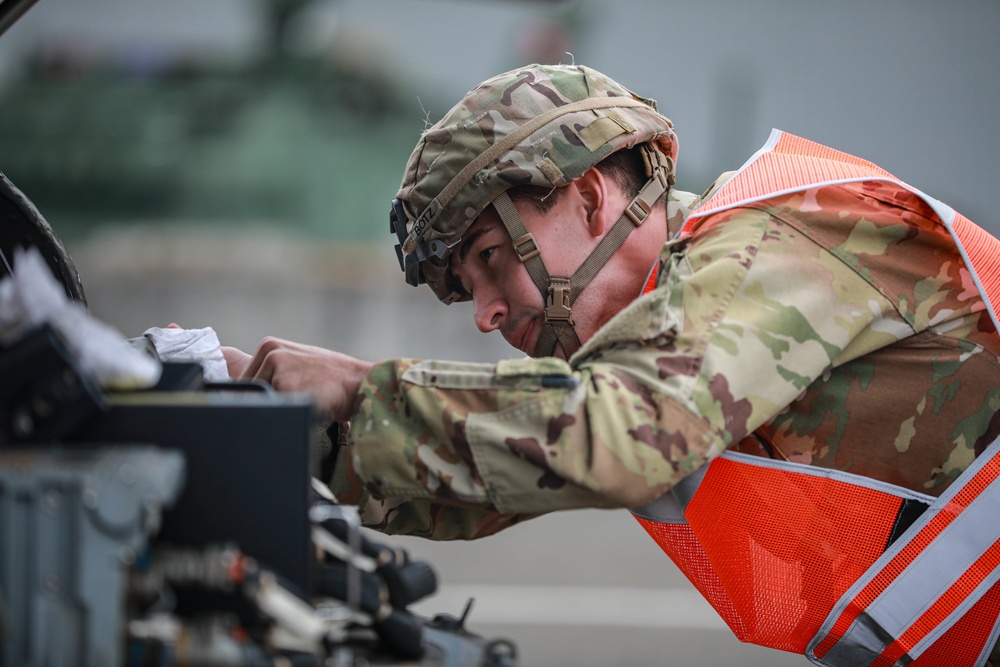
[{"xmin": 142, "ymin": 326, "xmax": 230, "ymax": 382}]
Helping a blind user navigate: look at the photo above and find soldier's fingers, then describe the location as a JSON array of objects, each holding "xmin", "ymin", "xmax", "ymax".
[{"xmin": 241, "ymin": 336, "xmax": 291, "ymax": 380}]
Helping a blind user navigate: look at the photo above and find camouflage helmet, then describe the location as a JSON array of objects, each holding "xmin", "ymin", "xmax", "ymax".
[
  {"xmin": 391, "ymin": 64, "xmax": 677, "ymax": 298},
  {"xmin": 390, "ymin": 64, "xmax": 677, "ymax": 356}
]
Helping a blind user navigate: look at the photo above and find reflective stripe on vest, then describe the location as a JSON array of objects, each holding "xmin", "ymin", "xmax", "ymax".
[
  {"xmin": 809, "ymin": 435, "xmax": 1000, "ymax": 666},
  {"xmin": 632, "ymin": 129, "xmax": 1000, "ymax": 665}
]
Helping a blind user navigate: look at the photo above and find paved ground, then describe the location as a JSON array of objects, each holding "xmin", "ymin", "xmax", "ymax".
[
  {"xmin": 71, "ymin": 231, "xmax": 809, "ymax": 667},
  {"xmin": 400, "ymin": 509, "xmax": 809, "ymax": 667}
]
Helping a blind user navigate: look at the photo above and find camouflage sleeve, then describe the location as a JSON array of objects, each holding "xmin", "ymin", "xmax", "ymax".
[
  {"xmin": 330, "ymin": 427, "xmax": 543, "ymax": 539},
  {"xmin": 345, "ymin": 203, "xmax": 918, "ymax": 533},
  {"xmin": 354, "ymin": 494, "xmax": 542, "ymax": 540}
]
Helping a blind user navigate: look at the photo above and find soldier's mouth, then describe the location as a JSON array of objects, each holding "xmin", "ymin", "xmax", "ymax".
[{"xmin": 513, "ymin": 320, "xmax": 533, "ymax": 356}]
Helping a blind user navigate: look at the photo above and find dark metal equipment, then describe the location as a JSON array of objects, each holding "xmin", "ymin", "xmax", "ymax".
[
  {"xmin": 74, "ymin": 390, "xmax": 316, "ymax": 597},
  {"xmin": 0, "ymin": 327, "xmax": 519, "ymax": 666},
  {"xmin": 0, "ymin": 446, "xmax": 185, "ymax": 667},
  {"xmin": 0, "ymin": 167, "xmax": 518, "ymax": 664}
]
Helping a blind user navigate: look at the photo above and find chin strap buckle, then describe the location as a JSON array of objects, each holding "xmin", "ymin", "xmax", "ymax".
[{"xmin": 545, "ymin": 277, "xmax": 574, "ymax": 324}]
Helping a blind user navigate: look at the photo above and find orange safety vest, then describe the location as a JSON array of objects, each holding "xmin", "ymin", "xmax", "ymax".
[{"xmin": 631, "ymin": 130, "xmax": 1000, "ymax": 667}]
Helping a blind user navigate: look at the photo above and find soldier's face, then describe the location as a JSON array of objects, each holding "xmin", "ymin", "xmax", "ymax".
[{"xmin": 450, "ymin": 183, "xmax": 605, "ymax": 358}]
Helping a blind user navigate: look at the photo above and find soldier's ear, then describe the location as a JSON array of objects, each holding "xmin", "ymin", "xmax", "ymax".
[{"xmin": 576, "ymin": 167, "xmax": 611, "ymax": 238}]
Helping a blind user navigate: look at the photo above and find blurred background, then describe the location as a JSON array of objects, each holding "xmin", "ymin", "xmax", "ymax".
[{"xmin": 1, "ymin": 0, "xmax": 997, "ymax": 664}]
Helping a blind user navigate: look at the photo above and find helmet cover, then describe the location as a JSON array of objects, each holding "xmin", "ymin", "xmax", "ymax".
[{"xmin": 393, "ymin": 64, "xmax": 678, "ymax": 302}]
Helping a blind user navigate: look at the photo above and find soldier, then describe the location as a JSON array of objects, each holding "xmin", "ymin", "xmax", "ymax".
[{"xmin": 224, "ymin": 65, "xmax": 1000, "ymax": 665}]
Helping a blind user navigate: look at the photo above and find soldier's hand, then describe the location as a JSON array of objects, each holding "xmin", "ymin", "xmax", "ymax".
[
  {"xmin": 236, "ymin": 337, "xmax": 373, "ymax": 422},
  {"xmin": 221, "ymin": 345, "xmax": 253, "ymax": 378}
]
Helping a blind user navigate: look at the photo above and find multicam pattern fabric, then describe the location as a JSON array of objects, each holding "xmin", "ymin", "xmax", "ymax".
[
  {"xmin": 332, "ymin": 178, "xmax": 1000, "ymax": 539},
  {"xmin": 394, "ymin": 64, "xmax": 677, "ymax": 302}
]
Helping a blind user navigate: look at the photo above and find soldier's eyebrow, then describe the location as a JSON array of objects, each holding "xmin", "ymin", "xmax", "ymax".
[{"xmin": 456, "ymin": 226, "xmax": 493, "ymax": 266}]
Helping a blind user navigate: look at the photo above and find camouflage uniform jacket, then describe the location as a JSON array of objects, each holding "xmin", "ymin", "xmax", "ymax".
[{"xmin": 332, "ymin": 178, "xmax": 1000, "ymax": 540}]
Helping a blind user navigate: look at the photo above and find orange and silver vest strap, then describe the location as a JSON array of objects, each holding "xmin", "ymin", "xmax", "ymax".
[
  {"xmin": 809, "ymin": 436, "xmax": 1000, "ymax": 666},
  {"xmin": 632, "ymin": 129, "xmax": 1000, "ymax": 666}
]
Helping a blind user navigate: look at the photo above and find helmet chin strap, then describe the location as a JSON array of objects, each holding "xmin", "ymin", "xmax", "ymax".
[{"xmin": 491, "ymin": 144, "xmax": 674, "ymax": 358}]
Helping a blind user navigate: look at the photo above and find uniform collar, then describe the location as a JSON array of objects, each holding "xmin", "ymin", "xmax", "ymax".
[
  {"xmin": 644, "ymin": 179, "xmax": 731, "ymax": 296},
  {"xmin": 666, "ymin": 187, "xmax": 699, "ymax": 239},
  {"xmin": 665, "ymin": 171, "xmax": 736, "ymax": 239}
]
